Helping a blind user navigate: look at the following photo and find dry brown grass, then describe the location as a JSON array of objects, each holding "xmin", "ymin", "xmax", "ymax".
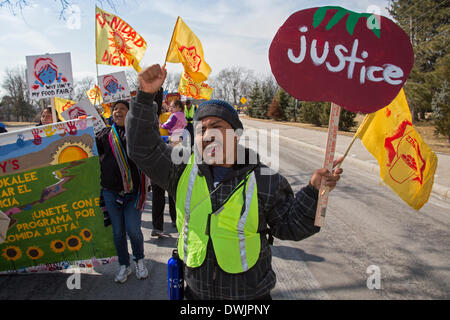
[{"xmin": 2, "ymin": 121, "xmax": 37, "ymax": 127}]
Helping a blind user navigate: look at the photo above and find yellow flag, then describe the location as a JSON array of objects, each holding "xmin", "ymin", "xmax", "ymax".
[
  {"xmin": 95, "ymin": 6, "xmax": 147, "ymax": 72},
  {"xmin": 357, "ymin": 89, "xmax": 438, "ymax": 210},
  {"xmin": 86, "ymin": 85, "xmax": 103, "ymax": 105},
  {"xmin": 166, "ymin": 17, "xmax": 211, "ymax": 83},
  {"xmin": 54, "ymin": 97, "xmax": 76, "ymax": 121},
  {"xmin": 101, "ymin": 103, "xmax": 112, "ymax": 120},
  {"xmin": 178, "ymin": 71, "xmax": 213, "ymax": 100}
]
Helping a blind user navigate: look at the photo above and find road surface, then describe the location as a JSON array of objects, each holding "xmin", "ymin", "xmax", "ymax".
[{"xmin": 1, "ymin": 117, "xmax": 449, "ymax": 299}]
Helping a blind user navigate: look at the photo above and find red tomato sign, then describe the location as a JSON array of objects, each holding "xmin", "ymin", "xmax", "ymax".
[{"xmin": 269, "ymin": 6, "xmax": 414, "ymax": 113}]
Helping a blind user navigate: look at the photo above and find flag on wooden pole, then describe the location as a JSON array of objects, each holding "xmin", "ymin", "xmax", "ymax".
[
  {"xmin": 356, "ymin": 89, "xmax": 438, "ymax": 210},
  {"xmin": 165, "ymin": 17, "xmax": 211, "ymax": 83},
  {"xmin": 95, "ymin": 6, "xmax": 147, "ymax": 72},
  {"xmin": 86, "ymin": 85, "xmax": 103, "ymax": 105}
]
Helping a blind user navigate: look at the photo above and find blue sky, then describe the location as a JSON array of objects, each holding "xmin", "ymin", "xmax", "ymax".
[{"xmin": 0, "ymin": 0, "xmax": 391, "ymax": 95}]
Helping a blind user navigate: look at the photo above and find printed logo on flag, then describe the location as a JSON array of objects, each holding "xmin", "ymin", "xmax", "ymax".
[
  {"xmin": 385, "ymin": 120, "xmax": 426, "ymax": 185},
  {"xmin": 179, "ymin": 46, "xmax": 202, "ymax": 72}
]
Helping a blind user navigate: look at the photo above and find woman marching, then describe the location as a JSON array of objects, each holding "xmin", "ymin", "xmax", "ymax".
[{"xmin": 95, "ymin": 100, "xmax": 149, "ymax": 283}]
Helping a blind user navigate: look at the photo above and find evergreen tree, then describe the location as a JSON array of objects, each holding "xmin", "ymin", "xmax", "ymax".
[
  {"xmin": 247, "ymin": 81, "xmax": 268, "ymax": 119},
  {"xmin": 432, "ymin": 80, "xmax": 450, "ymax": 141},
  {"xmin": 261, "ymin": 82, "xmax": 275, "ymax": 119},
  {"xmin": 388, "ymin": 0, "xmax": 450, "ymax": 121},
  {"xmin": 300, "ymin": 101, "xmax": 324, "ymax": 126},
  {"xmin": 319, "ymin": 103, "xmax": 357, "ymax": 131},
  {"xmin": 278, "ymin": 88, "xmax": 295, "ymax": 121}
]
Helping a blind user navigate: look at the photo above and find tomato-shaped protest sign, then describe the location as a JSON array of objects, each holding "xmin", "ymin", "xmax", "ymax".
[{"xmin": 269, "ymin": 6, "xmax": 414, "ymax": 113}]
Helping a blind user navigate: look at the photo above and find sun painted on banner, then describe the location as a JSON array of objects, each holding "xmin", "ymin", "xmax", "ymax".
[{"xmin": 0, "ymin": 118, "xmax": 116, "ymax": 274}]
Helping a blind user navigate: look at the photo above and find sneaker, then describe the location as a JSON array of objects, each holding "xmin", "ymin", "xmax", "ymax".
[
  {"xmin": 135, "ymin": 259, "xmax": 148, "ymax": 279},
  {"xmin": 114, "ymin": 265, "xmax": 132, "ymax": 283}
]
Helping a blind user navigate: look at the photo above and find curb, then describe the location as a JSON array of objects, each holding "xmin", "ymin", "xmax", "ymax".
[{"xmin": 244, "ymin": 125, "xmax": 450, "ymax": 201}]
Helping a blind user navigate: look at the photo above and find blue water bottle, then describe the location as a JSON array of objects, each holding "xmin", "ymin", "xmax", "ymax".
[{"xmin": 168, "ymin": 249, "xmax": 184, "ymax": 300}]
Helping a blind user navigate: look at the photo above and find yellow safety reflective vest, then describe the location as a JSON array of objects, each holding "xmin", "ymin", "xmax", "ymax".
[
  {"xmin": 184, "ymin": 106, "xmax": 195, "ymax": 123},
  {"xmin": 175, "ymin": 155, "xmax": 260, "ymax": 274}
]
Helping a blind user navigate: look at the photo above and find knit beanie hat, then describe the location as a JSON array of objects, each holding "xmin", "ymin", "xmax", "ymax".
[
  {"xmin": 113, "ymin": 100, "xmax": 129, "ymax": 109},
  {"xmin": 194, "ymin": 99, "xmax": 243, "ymax": 131}
]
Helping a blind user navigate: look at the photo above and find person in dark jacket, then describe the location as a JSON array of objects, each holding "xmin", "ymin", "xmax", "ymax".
[
  {"xmin": 126, "ymin": 64, "xmax": 343, "ymax": 300},
  {"xmin": 150, "ymin": 88, "xmax": 177, "ymax": 237},
  {"xmin": 95, "ymin": 100, "xmax": 149, "ymax": 284}
]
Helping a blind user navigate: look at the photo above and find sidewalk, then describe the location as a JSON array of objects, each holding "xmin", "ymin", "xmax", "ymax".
[{"xmin": 240, "ymin": 117, "xmax": 450, "ymax": 201}]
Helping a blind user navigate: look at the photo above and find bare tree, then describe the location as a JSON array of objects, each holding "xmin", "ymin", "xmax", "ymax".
[
  {"xmin": 73, "ymin": 76, "xmax": 95, "ymax": 101},
  {"xmin": 164, "ymin": 72, "xmax": 181, "ymax": 93},
  {"xmin": 0, "ymin": 95, "xmax": 14, "ymax": 121},
  {"xmin": 210, "ymin": 66, "xmax": 255, "ymax": 105},
  {"xmin": 1, "ymin": 66, "xmax": 38, "ymax": 121},
  {"xmin": 0, "ymin": 0, "xmax": 121, "ymax": 19},
  {"xmin": 125, "ymin": 69, "xmax": 138, "ymax": 92}
]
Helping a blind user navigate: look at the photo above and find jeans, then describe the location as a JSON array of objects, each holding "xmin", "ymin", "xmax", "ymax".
[{"xmin": 103, "ymin": 189, "xmax": 144, "ymax": 266}]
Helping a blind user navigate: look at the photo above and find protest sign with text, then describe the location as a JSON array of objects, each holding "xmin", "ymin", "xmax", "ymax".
[
  {"xmin": 0, "ymin": 118, "xmax": 116, "ymax": 274},
  {"xmin": 26, "ymin": 52, "xmax": 74, "ymax": 101},
  {"xmin": 98, "ymin": 71, "xmax": 131, "ymax": 104}
]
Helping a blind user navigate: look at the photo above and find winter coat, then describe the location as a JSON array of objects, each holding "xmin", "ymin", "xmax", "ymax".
[{"xmin": 126, "ymin": 91, "xmax": 320, "ymax": 299}]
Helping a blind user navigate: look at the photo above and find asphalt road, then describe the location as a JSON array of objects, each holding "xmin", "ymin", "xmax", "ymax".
[{"xmin": 1, "ymin": 118, "xmax": 449, "ymax": 300}]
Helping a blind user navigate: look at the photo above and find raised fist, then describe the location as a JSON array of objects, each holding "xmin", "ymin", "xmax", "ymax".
[{"xmin": 138, "ymin": 64, "xmax": 167, "ymax": 94}]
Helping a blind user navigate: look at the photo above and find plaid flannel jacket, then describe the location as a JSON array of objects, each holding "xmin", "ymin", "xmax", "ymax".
[{"xmin": 126, "ymin": 91, "xmax": 321, "ymax": 300}]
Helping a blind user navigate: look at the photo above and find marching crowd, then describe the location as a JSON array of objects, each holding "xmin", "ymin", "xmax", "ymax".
[{"xmin": 1, "ymin": 64, "xmax": 343, "ymax": 300}]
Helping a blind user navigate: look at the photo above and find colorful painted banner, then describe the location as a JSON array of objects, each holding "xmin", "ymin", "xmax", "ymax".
[
  {"xmin": 26, "ymin": 52, "xmax": 74, "ymax": 101},
  {"xmin": 0, "ymin": 118, "xmax": 116, "ymax": 274},
  {"xmin": 178, "ymin": 71, "xmax": 213, "ymax": 100},
  {"xmin": 269, "ymin": 6, "xmax": 414, "ymax": 113},
  {"xmin": 98, "ymin": 71, "xmax": 131, "ymax": 104},
  {"xmin": 95, "ymin": 6, "xmax": 147, "ymax": 72},
  {"xmin": 61, "ymin": 97, "xmax": 106, "ymax": 134}
]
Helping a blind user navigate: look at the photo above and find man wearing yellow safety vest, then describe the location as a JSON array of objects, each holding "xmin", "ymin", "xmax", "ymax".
[{"xmin": 126, "ymin": 64, "xmax": 343, "ymax": 300}]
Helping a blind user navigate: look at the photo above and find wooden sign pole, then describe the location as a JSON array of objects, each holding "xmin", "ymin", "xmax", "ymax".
[
  {"xmin": 50, "ymin": 97, "xmax": 57, "ymax": 124},
  {"xmin": 314, "ymin": 103, "xmax": 341, "ymax": 227}
]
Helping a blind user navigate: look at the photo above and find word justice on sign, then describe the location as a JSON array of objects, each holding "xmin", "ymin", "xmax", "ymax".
[
  {"xmin": 269, "ymin": 6, "xmax": 414, "ymax": 113},
  {"xmin": 287, "ymin": 26, "xmax": 404, "ymax": 86}
]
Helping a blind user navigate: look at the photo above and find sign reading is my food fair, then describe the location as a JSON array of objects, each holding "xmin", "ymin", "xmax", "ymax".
[
  {"xmin": 26, "ymin": 52, "xmax": 74, "ymax": 101},
  {"xmin": 269, "ymin": 6, "xmax": 414, "ymax": 113}
]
